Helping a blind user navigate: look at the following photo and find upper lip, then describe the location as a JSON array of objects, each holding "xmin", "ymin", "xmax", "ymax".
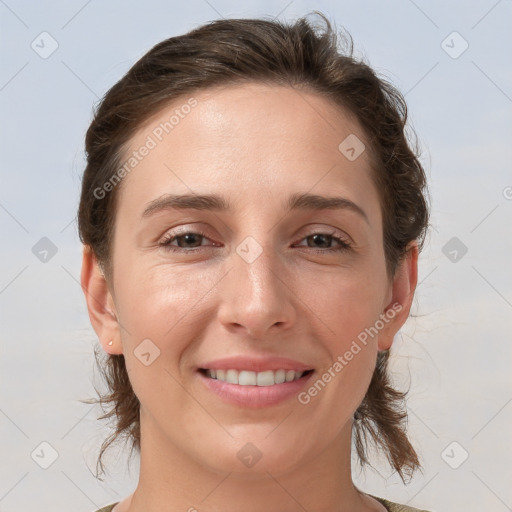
[{"xmin": 198, "ymin": 356, "xmax": 313, "ymax": 373}]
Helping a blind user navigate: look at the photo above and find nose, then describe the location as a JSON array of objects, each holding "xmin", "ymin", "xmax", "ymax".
[{"xmin": 217, "ymin": 241, "xmax": 297, "ymax": 340}]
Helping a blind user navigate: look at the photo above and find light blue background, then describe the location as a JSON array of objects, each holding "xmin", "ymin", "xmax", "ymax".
[{"xmin": 1, "ymin": 1, "xmax": 511, "ymax": 511}]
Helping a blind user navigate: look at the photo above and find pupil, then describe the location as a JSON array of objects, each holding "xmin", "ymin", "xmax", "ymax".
[
  {"xmin": 179, "ymin": 234, "xmax": 201, "ymax": 248},
  {"xmin": 311, "ymin": 234, "xmax": 329, "ymax": 248}
]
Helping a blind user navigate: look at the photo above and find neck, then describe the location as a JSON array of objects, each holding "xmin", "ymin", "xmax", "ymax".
[{"xmin": 124, "ymin": 416, "xmax": 380, "ymax": 512}]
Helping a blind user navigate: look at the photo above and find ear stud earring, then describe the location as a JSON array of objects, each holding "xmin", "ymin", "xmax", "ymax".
[{"xmin": 107, "ymin": 340, "xmax": 113, "ymax": 346}]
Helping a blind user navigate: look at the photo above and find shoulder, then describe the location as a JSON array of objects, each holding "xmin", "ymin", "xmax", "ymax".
[
  {"xmin": 92, "ymin": 498, "xmax": 432, "ymax": 512},
  {"xmin": 92, "ymin": 504, "xmax": 118, "ymax": 512},
  {"xmin": 369, "ymin": 495, "xmax": 432, "ymax": 512}
]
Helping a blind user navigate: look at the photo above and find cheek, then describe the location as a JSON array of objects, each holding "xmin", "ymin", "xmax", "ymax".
[
  {"xmin": 294, "ymin": 265, "xmax": 385, "ymax": 409},
  {"xmin": 113, "ymin": 261, "xmax": 220, "ymax": 373},
  {"xmin": 114, "ymin": 255, "xmax": 208, "ymax": 328},
  {"xmin": 298, "ymin": 264, "xmax": 387, "ymax": 345},
  {"xmin": 116, "ymin": 264, "xmax": 210, "ymax": 416}
]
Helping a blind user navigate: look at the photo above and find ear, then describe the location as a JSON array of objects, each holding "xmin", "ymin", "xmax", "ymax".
[
  {"xmin": 80, "ymin": 245, "xmax": 122, "ymax": 355},
  {"xmin": 378, "ymin": 241, "xmax": 419, "ymax": 351}
]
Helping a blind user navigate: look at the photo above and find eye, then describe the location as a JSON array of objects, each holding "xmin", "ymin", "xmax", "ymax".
[
  {"xmin": 159, "ymin": 230, "xmax": 215, "ymax": 252},
  {"xmin": 159, "ymin": 229, "xmax": 351, "ymax": 254},
  {"xmin": 295, "ymin": 231, "xmax": 352, "ymax": 253}
]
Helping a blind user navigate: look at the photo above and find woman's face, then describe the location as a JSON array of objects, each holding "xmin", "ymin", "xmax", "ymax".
[{"xmin": 90, "ymin": 82, "xmax": 414, "ymax": 476}]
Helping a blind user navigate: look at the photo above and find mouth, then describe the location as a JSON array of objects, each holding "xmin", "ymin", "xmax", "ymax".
[
  {"xmin": 197, "ymin": 366, "xmax": 315, "ymax": 408},
  {"xmin": 198, "ymin": 368, "xmax": 314, "ymax": 386},
  {"xmin": 196, "ymin": 355, "xmax": 315, "ymax": 408}
]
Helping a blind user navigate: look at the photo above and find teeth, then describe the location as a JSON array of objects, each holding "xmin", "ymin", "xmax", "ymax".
[
  {"xmin": 274, "ymin": 369, "xmax": 286, "ymax": 384},
  {"xmin": 285, "ymin": 370, "xmax": 296, "ymax": 382},
  {"xmin": 256, "ymin": 370, "xmax": 274, "ymax": 386},
  {"xmin": 205, "ymin": 368, "xmax": 306, "ymax": 386}
]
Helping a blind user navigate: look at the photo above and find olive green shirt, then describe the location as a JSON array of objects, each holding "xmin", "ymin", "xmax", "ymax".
[{"xmin": 94, "ymin": 495, "xmax": 430, "ymax": 511}]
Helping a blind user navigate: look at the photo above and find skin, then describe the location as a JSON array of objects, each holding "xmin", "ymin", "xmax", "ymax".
[{"xmin": 81, "ymin": 82, "xmax": 418, "ymax": 512}]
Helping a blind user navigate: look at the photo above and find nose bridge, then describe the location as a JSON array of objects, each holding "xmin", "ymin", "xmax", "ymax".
[
  {"xmin": 219, "ymin": 235, "xmax": 295, "ymax": 337},
  {"xmin": 239, "ymin": 238, "xmax": 278, "ymax": 302}
]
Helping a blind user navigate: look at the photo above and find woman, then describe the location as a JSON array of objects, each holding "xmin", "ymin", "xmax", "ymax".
[{"xmin": 79, "ymin": 12, "xmax": 431, "ymax": 512}]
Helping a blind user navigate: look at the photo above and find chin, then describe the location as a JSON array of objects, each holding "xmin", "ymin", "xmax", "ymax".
[{"xmin": 195, "ymin": 434, "xmax": 312, "ymax": 478}]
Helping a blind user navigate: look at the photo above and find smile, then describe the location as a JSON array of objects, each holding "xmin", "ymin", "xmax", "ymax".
[
  {"xmin": 197, "ymin": 367, "xmax": 315, "ymax": 408},
  {"xmin": 199, "ymin": 368, "xmax": 313, "ymax": 386}
]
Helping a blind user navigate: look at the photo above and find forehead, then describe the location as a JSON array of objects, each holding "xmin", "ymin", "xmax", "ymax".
[{"xmin": 115, "ymin": 82, "xmax": 380, "ymax": 221}]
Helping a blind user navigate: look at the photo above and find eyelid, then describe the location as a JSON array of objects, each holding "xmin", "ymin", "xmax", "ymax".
[
  {"xmin": 297, "ymin": 226, "xmax": 350, "ymax": 241},
  {"xmin": 158, "ymin": 224, "xmax": 350, "ymax": 242},
  {"xmin": 159, "ymin": 227, "xmax": 215, "ymax": 246}
]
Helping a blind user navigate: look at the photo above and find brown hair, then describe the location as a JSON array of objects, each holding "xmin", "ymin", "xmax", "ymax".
[{"xmin": 78, "ymin": 11, "xmax": 429, "ymax": 484}]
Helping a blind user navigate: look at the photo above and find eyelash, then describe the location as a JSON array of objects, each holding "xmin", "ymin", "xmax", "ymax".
[{"xmin": 158, "ymin": 229, "xmax": 352, "ymax": 254}]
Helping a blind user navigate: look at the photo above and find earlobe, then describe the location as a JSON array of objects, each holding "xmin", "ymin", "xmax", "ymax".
[
  {"xmin": 80, "ymin": 246, "xmax": 123, "ymax": 355},
  {"xmin": 378, "ymin": 241, "xmax": 419, "ymax": 351}
]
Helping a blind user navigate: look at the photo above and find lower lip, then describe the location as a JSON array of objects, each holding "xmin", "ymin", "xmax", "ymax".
[{"xmin": 198, "ymin": 370, "xmax": 314, "ymax": 408}]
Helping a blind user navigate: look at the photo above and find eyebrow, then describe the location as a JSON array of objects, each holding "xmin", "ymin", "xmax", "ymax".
[{"xmin": 141, "ymin": 192, "xmax": 369, "ymax": 224}]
